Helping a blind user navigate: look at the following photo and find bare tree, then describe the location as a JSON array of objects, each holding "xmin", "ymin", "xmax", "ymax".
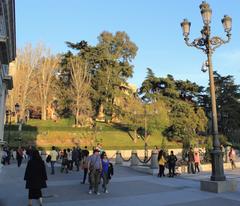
[
  {"xmin": 68, "ymin": 57, "xmax": 92, "ymax": 127},
  {"xmin": 7, "ymin": 43, "xmax": 59, "ymax": 121},
  {"xmin": 8, "ymin": 44, "xmax": 42, "ymax": 120},
  {"xmin": 36, "ymin": 50, "xmax": 59, "ymax": 120}
]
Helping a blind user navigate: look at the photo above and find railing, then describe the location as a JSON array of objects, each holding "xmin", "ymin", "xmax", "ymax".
[
  {"xmin": 136, "ymin": 155, "xmax": 152, "ymax": 164},
  {"xmin": 115, "ymin": 150, "xmax": 159, "ymax": 169},
  {"xmin": 119, "ymin": 153, "xmax": 132, "ymax": 162}
]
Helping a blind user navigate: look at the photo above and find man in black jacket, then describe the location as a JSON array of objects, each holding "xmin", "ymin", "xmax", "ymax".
[{"xmin": 168, "ymin": 151, "xmax": 177, "ymax": 177}]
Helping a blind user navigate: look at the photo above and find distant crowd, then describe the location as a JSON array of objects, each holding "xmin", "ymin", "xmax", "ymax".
[
  {"xmin": 156, "ymin": 145, "xmax": 237, "ymax": 178},
  {"xmin": 1, "ymin": 143, "xmax": 114, "ymax": 206},
  {"xmin": 0, "ymin": 144, "xmax": 237, "ymax": 206}
]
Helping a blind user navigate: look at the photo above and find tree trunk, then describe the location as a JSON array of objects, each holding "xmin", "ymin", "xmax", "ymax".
[
  {"xmin": 41, "ymin": 105, "xmax": 47, "ymax": 120},
  {"xmin": 134, "ymin": 129, "xmax": 137, "ymax": 143},
  {"xmin": 75, "ymin": 108, "xmax": 79, "ymax": 127}
]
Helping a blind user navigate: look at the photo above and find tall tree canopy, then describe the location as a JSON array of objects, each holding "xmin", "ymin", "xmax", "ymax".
[
  {"xmin": 213, "ymin": 72, "xmax": 240, "ymax": 140},
  {"xmin": 63, "ymin": 31, "xmax": 138, "ymax": 122}
]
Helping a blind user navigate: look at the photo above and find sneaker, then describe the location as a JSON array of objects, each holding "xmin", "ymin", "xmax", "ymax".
[
  {"xmin": 88, "ymin": 190, "xmax": 92, "ymax": 194},
  {"xmin": 105, "ymin": 190, "xmax": 109, "ymax": 194},
  {"xmin": 96, "ymin": 192, "xmax": 100, "ymax": 195}
]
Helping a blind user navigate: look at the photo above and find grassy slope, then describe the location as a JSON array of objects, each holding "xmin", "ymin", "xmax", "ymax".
[{"xmin": 5, "ymin": 119, "xmax": 181, "ymax": 150}]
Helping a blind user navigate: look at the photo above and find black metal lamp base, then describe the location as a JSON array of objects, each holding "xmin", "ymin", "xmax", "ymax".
[{"xmin": 210, "ymin": 150, "xmax": 226, "ymax": 181}]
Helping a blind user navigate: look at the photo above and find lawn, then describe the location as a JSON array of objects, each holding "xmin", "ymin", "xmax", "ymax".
[{"xmin": 4, "ymin": 119, "xmax": 182, "ymax": 150}]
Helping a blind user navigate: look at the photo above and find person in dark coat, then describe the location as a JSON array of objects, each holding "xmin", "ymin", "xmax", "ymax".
[
  {"xmin": 24, "ymin": 149, "xmax": 47, "ymax": 206},
  {"xmin": 167, "ymin": 150, "xmax": 177, "ymax": 177},
  {"xmin": 17, "ymin": 146, "xmax": 23, "ymax": 167}
]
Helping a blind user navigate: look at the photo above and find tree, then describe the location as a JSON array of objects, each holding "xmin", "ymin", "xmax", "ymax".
[
  {"xmin": 213, "ymin": 72, "xmax": 240, "ymax": 140},
  {"xmin": 66, "ymin": 31, "xmax": 138, "ymax": 122},
  {"xmin": 138, "ymin": 68, "xmax": 159, "ymax": 102},
  {"xmin": 54, "ymin": 51, "xmax": 74, "ymax": 118},
  {"xmin": 175, "ymin": 79, "xmax": 203, "ymax": 102},
  {"xmin": 163, "ymin": 100, "xmax": 207, "ymax": 148},
  {"xmin": 68, "ymin": 56, "xmax": 92, "ymax": 126},
  {"xmin": 121, "ymin": 95, "xmax": 144, "ymax": 142},
  {"xmin": 8, "ymin": 44, "xmax": 42, "ymax": 120},
  {"xmin": 36, "ymin": 50, "xmax": 59, "ymax": 120},
  {"xmin": 139, "ymin": 71, "xmax": 180, "ymax": 102}
]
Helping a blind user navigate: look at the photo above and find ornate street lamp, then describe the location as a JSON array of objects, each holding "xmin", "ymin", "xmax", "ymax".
[{"xmin": 180, "ymin": 1, "xmax": 232, "ymax": 181}]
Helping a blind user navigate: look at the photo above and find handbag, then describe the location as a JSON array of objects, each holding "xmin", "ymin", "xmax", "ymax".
[{"xmin": 46, "ymin": 155, "xmax": 51, "ymax": 163}]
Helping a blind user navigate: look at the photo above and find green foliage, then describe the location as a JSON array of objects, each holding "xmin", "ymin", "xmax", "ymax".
[
  {"xmin": 204, "ymin": 136, "xmax": 213, "ymax": 163},
  {"xmin": 64, "ymin": 31, "xmax": 138, "ymax": 123},
  {"xmin": 214, "ymin": 72, "xmax": 240, "ymax": 141},
  {"xmin": 160, "ymin": 136, "xmax": 167, "ymax": 151},
  {"xmin": 139, "ymin": 69, "xmax": 203, "ymax": 103},
  {"xmin": 218, "ymin": 134, "xmax": 228, "ymax": 145}
]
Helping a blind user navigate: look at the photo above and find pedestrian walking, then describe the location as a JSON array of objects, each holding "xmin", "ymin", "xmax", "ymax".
[
  {"xmin": 67, "ymin": 148, "xmax": 73, "ymax": 170},
  {"xmin": 101, "ymin": 152, "xmax": 110, "ymax": 193},
  {"xmin": 60, "ymin": 149, "xmax": 69, "ymax": 173},
  {"xmin": 72, "ymin": 147, "xmax": 80, "ymax": 171},
  {"xmin": 157, "ymin": 150, "xmax": 166, "ymax": 177},
  {"xmin": 81, "ymin": 146, "xmax": 89, "ymax": 184},
  {"xmin": 187, "ymin": 147, "xmax": 195, "ymax": 174},
  {"xmin": 221, "ymin": 144, "xmax": 226, "ymax": 163},
  {"xmin": 167, "ymin": 151, "xmax": 177, "ymax": 177},
  {"xmin": 229, "ymin": 147, "xmax": 237, "ymax": 170},
  {"xmin": 26, "ymin": 146, "xmax": 33, "ymax": 160},
  {"xmin": 24, "ymin": 149, "xmax": 47, "ymax": 206},
  {"xmin": 50, "ymin": 146, "xmax": 58, "ymax": 175},
  {"xmin": 88, "ymin": 149, "xmax": 102, "ymax": 195},
  {"xmin": 17, "ymin": 146, "xmax": 23, "ymax": 167},
  {"xmin": 12, "ymin": 149, "xmax": 17, "ymax": 160},
  {"xmin": 194, "ymin": 151, "xmax": 200, "ymax": 173}
]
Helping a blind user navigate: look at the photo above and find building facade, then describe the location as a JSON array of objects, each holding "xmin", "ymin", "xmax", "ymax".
[{"xmin": 0, "ymin": 0, "xmax": 16, "ymax": 145}]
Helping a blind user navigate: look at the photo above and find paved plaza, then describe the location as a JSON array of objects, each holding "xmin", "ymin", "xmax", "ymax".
[{"xmin": 0, "ymin": 161, "xmax": 240, "ymax": 206}]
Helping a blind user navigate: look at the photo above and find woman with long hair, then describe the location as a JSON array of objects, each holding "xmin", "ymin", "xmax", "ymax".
[
  {"xmin": 101, "ymin": 152, "xmax": 110, "ymax": 193},
  {"xmin": 157, "ymin": 150, "xmax": 166, "ymax": 177},
  {"xmin": 24, "ymin": 149, "xmax": 47, "ymax": 206}
]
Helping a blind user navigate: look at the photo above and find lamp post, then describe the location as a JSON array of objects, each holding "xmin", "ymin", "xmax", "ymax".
[{"xmin": 181, "ymin": 1, "xmax": 232, "ymax": 181}]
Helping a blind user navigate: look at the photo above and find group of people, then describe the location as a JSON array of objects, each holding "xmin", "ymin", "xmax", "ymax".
[
  {"xmin": 1, "ymin": 144, "xmax": 238, "ymax": 205},
  {"xmin": 23, "ymin": 144, "xmax": 113, "ymax": 205},
  {"xmin": 157, "ymin": 150, "xmax": 177, "ymax": 178},
  {"xmin": 186, "ymin": 147, "xmax": 201, "ymax": 174},
  {"xmin": 157, "ymin": 145, "xmax": 238, "ymax": 178},
  {"xmin": 1, "ymin": 146, "xmax": 34, "ymax": 167}
]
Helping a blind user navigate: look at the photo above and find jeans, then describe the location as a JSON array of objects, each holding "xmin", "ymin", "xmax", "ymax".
[
  {"xmin": 195, "ymin": 162, "xmax": 200, "ymax": 173},
  {"xmin": 82, "ymin": 168, "xmax": 88, "ymax": 183},
  {"xmin": 188, "ymin": 162, "xmax": 195, "ymax": 174},
  {"xmin": 168, "ymin": 163, "xmax": 175, "ymax": 177},
  {"xmin": 158, "ymin": 165, "xmax": 165, "ymax": 177},
  {"xmin": 50, "ymin": 161, "xmax": 56, "ymax": 174},
  {"xmin": 17, "ymin": 158, "xmax": 22, "ymax": 167},
  {"xmin": 73, "ymin": 159, "xmax": 79, "ymax": 171},
  {"xmin": 102, "ymin": 172, "xmax": 109, "ymax": 191}
]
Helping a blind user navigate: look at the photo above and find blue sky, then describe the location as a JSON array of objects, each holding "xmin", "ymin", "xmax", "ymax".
[{"xmin": 16, "ymin": 0, "xmax": 240, "ymax": 88}]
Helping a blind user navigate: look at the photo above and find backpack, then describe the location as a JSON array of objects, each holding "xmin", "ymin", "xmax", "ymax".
[{"xmin": 46, "ymin": 155, "xmax": 51, "ymax": 163}]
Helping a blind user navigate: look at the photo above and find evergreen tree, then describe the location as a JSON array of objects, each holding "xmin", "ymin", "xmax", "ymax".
[{"xmin": 213, "ymin": 72, "xmax": 240, "ymax": 140}]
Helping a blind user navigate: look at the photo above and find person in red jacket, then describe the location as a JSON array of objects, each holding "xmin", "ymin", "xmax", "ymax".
[{"xmin": 194, "ymin": 151, "xmax": 200, "ymax": 173}]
